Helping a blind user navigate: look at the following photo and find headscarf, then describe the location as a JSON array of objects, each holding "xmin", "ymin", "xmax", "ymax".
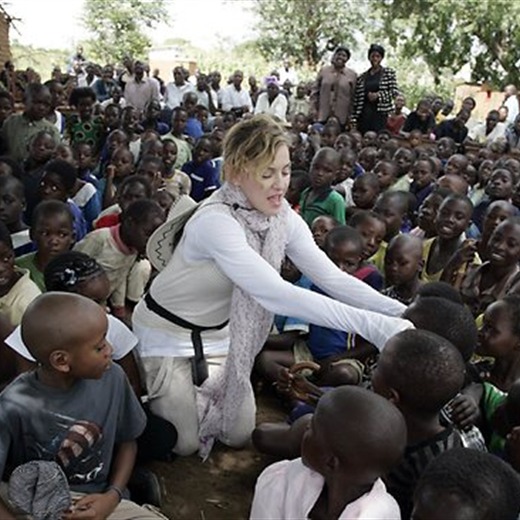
[
  {"xmin": 334, "ymin": 45, "xmax": 351, "ymax": 60},
  {"xmin": 368, "ymin": 43, "xmax": 385, "ymax": 59}
]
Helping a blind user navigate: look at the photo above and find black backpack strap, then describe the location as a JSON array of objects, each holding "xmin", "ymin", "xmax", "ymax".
[{"xmin": 144, "ymin": 292, "xmax": 228, "ymax": 384}]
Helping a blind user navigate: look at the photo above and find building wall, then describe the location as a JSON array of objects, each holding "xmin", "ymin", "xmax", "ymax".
[{"xmin": 0, "ymin": 9, "xmax": 10, "ymax": 66}]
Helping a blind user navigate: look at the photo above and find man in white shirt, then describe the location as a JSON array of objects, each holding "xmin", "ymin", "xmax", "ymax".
[
  {"xmin": 504, "ymin": 84, "xmax": 519, "ymax": 124},
  {"xmin": 124, "ymin": 61, "xmax": 160, "ymax": 113},
  {"xmin": 254, "ymin": 77, "xmax": 288, "ymax": 122},
  {"xmin": 468, "ymin": 109, "xmax": 507, "ymax": 144},
  {"xmin": 221, "ymin": 70, "xmax": 253, "ymax": 115},
  {"xmin": 163, "ymin": 66, "xmax": 195, "ymax": 110}
]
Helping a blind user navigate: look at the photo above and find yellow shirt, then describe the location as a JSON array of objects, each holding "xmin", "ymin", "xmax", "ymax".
[
  {"xmin": 421, "ymin": 237, "xmax": 482, "ymax": 284},
  {"xmin": 0, "ymin": 268, "xmax": 41, "ymax": 327},
  {"xmin": 369, "ymin": 241, "xmax": 387, "ymax": 274}
]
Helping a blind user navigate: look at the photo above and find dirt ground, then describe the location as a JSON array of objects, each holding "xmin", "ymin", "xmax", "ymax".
[{"xmin": 151, "ymin": 391, "xmax": 286, "ymax": 520}]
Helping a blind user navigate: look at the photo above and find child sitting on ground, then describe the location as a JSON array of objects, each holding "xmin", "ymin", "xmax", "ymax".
[
  {"xmin": 74, "ymin": 199, "xmax": 164, "ymax": 318},
  {"xmin": 410, "ymin": 189, "xmax": 450, "ymax": 239},
  {"xmin": 374, "ymin": 160, "xmax": 399, "ymax": 193},
  {"xmin": 392, "ymin": 147, "xmax": 415, "ymax": 192},
  {"xmin": 372, "ymin": 329, "xmax": 466, "ymax": 519},
  {"xmin": 255, "ymin": 226, "xmax": 372, "ymax": 391},
  {"xmin": 0, "ymin": 175, "xmax": 32, "ymax": 257},
  {"xmin": 476, "ymin": 200, "xmax": 517, "ymax": 260},
  {"xmin": 73, "ymin": 141, "xmax": 99, "ymax": 189},
  {"xmin": 460, "ymin": 217, "xmax": 520, "ymax": 316},
  {"xmin": 161, "ymin": 138, "xmax": 192, "ymax": 197},
  {"xmin": 348, "ymin": 172, "xmax": 380, "ymax": 220},
  {"xmin": 310, "ymin": 215, "xmax": 339, "ymax": 249},
  {"xmin": 94, "ymin": 175, "xmax": 153, "ymax": 229},
  {"xmin": 476, "ymin": 295, "xmax": 520, "ymax": 392},
  {"xmin": 0, "ymin": 221, "xmax": 41, "ymax": 327},
  {"xmin": 250, "ymin": 386, "xmax": 406, "ymax": 520},
  {"xmin": 38, "ymin": 158, "xmax": 88, "ymax": 241},
  {"xmin": 349, "ymin": 210, "xmax": 386, "ymax": 269},
  {"xmin": 436, "ymin": 136, "xmax": 457, "ymax": 165},
  {"xmin": 299, "ymin": 147, "xmax": 346, "ymax": 226},
  {"xmin": 0, "ymin": 292, "xmax": 165, "ymax": 520},
  {"xmin": 382, "ymin": 234, "xmax": 423, "ymax": 304},
  {"xmin": 410, "ymin": 157, "xmax": 436, "ymax": 212},
  {"xmin": 101, "ymin": 146, "xmax": 135, "ymax": 209},
  {"xmin": 445, "ymin": 153, "xmax": 469, "ymax": 178},
  {"xmin": 181, "ymin": 136, "xmax": 220, "ymax": 202},
  {"xmin": 473, "ymin": 168, "xmax": 515, "ymax": 232},
  {"xmin": 371, "ymin": 191, "xmax": 411, "ymax": 272},
  {"xmin": 357, "ymin": 146, "xmax": 378, "ymax": 173},
  {"xmin": 16, "ymin": 201, "xmax": 75, "ymax": 291},
  {"xmin": 333, "ymin": 148, "xmax": 357, "ymax": 206},
  {"xmin": 421, "ymin": 194, "xmax": 477, "ymax": 284},
  {"xmin": 412, "ymin": 448, "xmax": 520, "ymax": 520},
  {"xmin": 21, "ymin": 129, "xmax": 58, "ymax": 220}
]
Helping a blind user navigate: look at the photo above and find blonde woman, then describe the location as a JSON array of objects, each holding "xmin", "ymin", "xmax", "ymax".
[{"xmin": 133, "ymin": 115, "xmax": 412, "ymax": 457}]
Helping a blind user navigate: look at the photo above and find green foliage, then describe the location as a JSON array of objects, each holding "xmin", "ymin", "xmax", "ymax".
[
  {"xmin": 253, "ymin": 0, "xmax": 366, "ymax": 69},
  {"xmin": 11, "ymin": 41, "xmax": 69, "ymax": 80},
  {"xmin": 82, "ymin": 0, "xmax": 168, "ymax": 64},
  {"xmin": 378, "ymin": 0, "xmax": 520, "ymax": 87}
]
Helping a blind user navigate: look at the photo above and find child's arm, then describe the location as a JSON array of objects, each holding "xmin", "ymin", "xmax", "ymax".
[
  {"xmin": 102, "ymin": 165, "xmax": 116, "ymax": 209},
  {"xmin": 440, "ymin": 239, "xmax": 478, "ymax": 287},
  {"xmin": 63, "ymin": 441, "xmax": 137, "ymax": 520}
]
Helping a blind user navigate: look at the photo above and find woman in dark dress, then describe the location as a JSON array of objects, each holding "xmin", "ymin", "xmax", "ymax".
[{"xmin": 352, "ymin": 44, "xmax": 399, "ymax": 134}]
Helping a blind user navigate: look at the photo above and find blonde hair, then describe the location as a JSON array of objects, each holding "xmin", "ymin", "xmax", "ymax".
[{"xmin": 222, "ymin": 114, "xmax": 289, "ymax": 181}]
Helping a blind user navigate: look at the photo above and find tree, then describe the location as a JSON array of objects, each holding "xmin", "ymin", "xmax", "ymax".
[
  {"xmin": 82, "ymin": 0, "xmax": 168, "ymax": 64},
  {"xmin": 378, "ymin": 0, "xmax": 520, "ymax": 87},
  {"xmin": 253, "ymin": 0, "xmax": 366, "ymax": 70}
]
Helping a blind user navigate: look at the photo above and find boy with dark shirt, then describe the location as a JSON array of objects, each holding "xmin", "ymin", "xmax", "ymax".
[
  {"xmin": 0, "ymin": 293, "xmax": 164, "ymax": 519},
  {"xmin": 372, "ymin": 329, "xmax": 466, "ymax": 519}
]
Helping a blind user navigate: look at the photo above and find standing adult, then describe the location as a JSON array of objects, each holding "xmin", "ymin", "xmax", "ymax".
[
  {"xmin": 352, "ymin": 44, "xmax": 398, "ymax": 134},
  {"xmin": 221, "ymin": 70, "xmax": 253, "ymax": 116},
  {"xmin": 311, "ymin": 46, "xmax": 356, "ymax": 128},
  {"xmin": 133, "ymin": 115, "xmax": 412, "ymax": 458},
  {"xmin": 503, "ymin": 84, "xmax": 519, "ymax": 125},
  {"xmin": 163, "ymin": 66, "xmax": 195, "ymax": 111},
  {"xmin": 254, "ymin": 77, "xmax": 288, "ymax": 122},
  {"xmin": 91, "ymin": 64, "xmax": 116, "ymax": 103},
  {"xmin": 124, "ymin": 61, "xmax": 160, "ymax": 114}
]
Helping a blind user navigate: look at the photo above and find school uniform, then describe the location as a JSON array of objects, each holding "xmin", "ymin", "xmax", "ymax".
[{"xmin": 181, "ymin": 160, "xmax": 220, "ymax": 202}]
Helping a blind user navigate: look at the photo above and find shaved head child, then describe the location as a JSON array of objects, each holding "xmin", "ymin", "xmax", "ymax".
[
  {"xmin": 250, "ymin": 386, "xmax": 406, "ymax": 520},
  {"xmin": 0, "ymin": 293, "xmax": 165, "ymax": 519}
]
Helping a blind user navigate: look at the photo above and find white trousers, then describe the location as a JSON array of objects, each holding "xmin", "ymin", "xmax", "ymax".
[{"xmin": 141, "ymin": 356, "xmax": 256, "ymax": 456}]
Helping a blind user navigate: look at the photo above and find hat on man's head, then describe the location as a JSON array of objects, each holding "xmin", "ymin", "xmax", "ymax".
[{"xmin": 265, "ymin": 76, "xmax": 280, "ymax": 87}]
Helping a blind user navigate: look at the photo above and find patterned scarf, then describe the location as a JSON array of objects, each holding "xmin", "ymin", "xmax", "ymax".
[{"xmin": 196, "ymin": 182, "xmax": 288, "ymax": 459}]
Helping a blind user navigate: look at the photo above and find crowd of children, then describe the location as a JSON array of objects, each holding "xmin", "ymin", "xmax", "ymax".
[{"xmin": 0, "ymin": 54, "xmax": 520, "ymax": 519}]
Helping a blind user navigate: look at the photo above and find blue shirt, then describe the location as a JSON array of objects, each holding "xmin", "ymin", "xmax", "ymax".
[
  {"xmin": 274, "ymin": 275, "xmax": 312, "ymax": 333},
  {"xmin": 307, "ymin": 285, "xmax": 349, "ymax": 360},
  {"xmin": 185, "ymin": 117, "xmax": 203, "ymax": 140},
  {"xmin": 182, "ymin": 160, "xmax": 220, "ymax": 202}
]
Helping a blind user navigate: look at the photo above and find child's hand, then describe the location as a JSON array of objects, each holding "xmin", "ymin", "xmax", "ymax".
[
  {"xmin": 106, "ymin": 164, "xmax": 116, "ymax": 181},
  {"xmin": 275, "ymin": 367, "xmax": 293, "ymax": 395},
  {"xmin": 451, "ymin": 239, "xmax": 478, "ymax": 267},
  {"xmin": 446, "ymin": 393, "xmax": 479, "ymax": 430},
  {"xmin": 62, "ymin": 492, "xmax": 119, "ymax": 520}
]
